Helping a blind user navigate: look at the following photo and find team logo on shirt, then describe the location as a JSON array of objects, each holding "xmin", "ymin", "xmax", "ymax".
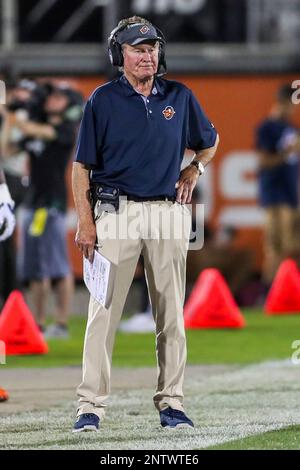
[
  {"xmin": 162, "ymin": 106, "xmax": 176, "ymax": 120},
  {"xmin": 140, "ymin": 25, "xmax": 150, "ymax": 34}
]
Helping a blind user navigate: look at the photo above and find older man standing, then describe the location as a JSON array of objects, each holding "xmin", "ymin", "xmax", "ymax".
[{"xmin": 72, "ymin": 16, "xmax": 219, "ymax": 432}]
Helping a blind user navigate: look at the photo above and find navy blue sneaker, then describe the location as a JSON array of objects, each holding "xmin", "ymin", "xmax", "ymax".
[
  {"xmin": 72, "ymin": 413, "xmax": 100, "ymax": 433},
  {"xmin": 160, "ymin": 407, "xmax": 194, "ymax": 429}
]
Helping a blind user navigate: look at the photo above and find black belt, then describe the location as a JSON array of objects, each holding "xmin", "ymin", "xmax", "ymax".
[
  {"xmin": 126, "ymin": 194, "xmax": 176, "ymax": 203},
  {"xmin": 90, "ymin": 184, "xmax": 175, "ymax": 204}
]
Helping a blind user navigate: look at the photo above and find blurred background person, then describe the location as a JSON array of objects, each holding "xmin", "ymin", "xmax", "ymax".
[
  {"xmin": 0, "ymin": 78, "xmax": 41, "ymax": 306},
  {"xmin": 5, "ymin": 82, "xmax": 83, "ymax": 338},
  {"xmin": 256, "ymin": 84, "xmax": 300, "ymax": 289}
]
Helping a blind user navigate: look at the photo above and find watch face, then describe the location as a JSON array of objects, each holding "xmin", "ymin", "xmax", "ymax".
[{"xmin": 191, "ymin": 161, "xmax": 204, "ymax": 174}]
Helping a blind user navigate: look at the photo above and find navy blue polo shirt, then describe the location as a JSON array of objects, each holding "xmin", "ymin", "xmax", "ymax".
[
  {"xmin": 256, "ymin": 118, "xmax": 299, "ymax": 208},
  {"xmin": 75, "ymin": 74, "xmax": 217, "ymax": 198}
]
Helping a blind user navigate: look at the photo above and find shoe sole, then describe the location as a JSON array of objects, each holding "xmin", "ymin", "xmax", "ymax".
[
  {"xmin": 162, "ymin": 423, "xmax": 194, "ymax": 430},
  {"xmin": 72, "ymin": 425, "xmax": 99, "ymax": 433}
]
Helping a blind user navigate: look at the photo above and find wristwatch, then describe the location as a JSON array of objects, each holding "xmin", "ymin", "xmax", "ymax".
[{"xmin": 190, "ymin": 160, "xmax": 205, "ymax": 175}]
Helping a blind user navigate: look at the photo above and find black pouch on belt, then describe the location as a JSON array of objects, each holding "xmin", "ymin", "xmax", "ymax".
[{"xmin": 90, "ymin": 185, "xmax": 120, "ymax": 213}]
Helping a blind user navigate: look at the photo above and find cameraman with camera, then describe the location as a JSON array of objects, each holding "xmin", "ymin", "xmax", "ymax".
[
  {"xmin": 4, "ymin": 82, "xmax": 83, "ymax": 338},
  {"xmin": 0, "ymin": 79, "xmax": 35, "ymax": 303}
]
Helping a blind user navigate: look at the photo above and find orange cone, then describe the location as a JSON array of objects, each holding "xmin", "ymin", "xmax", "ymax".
[
  {"xmin": 265, "ymin": 259, "xmax": 300, "ymax": 314},
  {"xmin": 184, "ymin": 268, "xmax": 246, "ymax": 328},
  {"xmin": 0, "ymin": 290, "xmax": 48, "ymax": 355},
  {"xmin": 0, "ymin": 387, "xmax": 9, "ymax": 402}
]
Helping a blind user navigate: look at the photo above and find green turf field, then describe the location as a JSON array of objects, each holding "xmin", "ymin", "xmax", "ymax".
[
  {"xmin": 3, "ymin": 309, "xmax": 300, "ymax": 368},
  {"xmin": 1, "ymin": 359, "xmax": 300, "ymax": 450},
  {"xmin": 2, "ymin": 308, "xmax": 300, "ymax": 450},
  {"xmin": 207, "ymin": 425, "xmax": 300, "ymax": 450}
]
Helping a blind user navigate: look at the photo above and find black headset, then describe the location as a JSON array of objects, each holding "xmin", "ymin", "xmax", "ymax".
[{"xmin": 107, "ymin": 22, "xmax": 167, "ymax": 76}]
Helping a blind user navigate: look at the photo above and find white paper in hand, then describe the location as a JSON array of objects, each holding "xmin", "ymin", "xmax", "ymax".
[{"xmin": 83, "ymin": 250, "xmax": 111, "ymax": 307}]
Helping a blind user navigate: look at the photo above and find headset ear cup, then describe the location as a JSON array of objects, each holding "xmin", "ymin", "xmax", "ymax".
[
  {"xmin": 157, "ymin": 42, "xmax": 167, "ymax": 76},
  {"xmin": 108, "ymin": 24, "xmax": 123, "ymax": 66},
  {"xmin": 154, "ymin": 26, "xmax": 167, "ymax": 76},
  {"xmin": 116, "ymin": 43, "xmax": 124, "ymax": 67},
  {"xmin": 112, "ymin": 41, "xmax": 123, "ymax": 66},
  {"xmin": 108, "ymin": 26, "xmax": 125, "ymax": 67},
  {"xmin": 108, "ymin": 38, "xmax": 122, "ymax": 66}
]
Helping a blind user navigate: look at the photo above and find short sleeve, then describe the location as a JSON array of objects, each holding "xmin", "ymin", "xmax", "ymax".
[
  {"xmin": 74, "ymin": 97, "xmax": 100, "ymax": 166},
  {"xmin": 186, "ymin": 90, "xmax": 217, "ymax": 150}
]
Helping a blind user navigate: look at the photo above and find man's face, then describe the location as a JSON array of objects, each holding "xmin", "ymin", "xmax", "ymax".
[{"xmin": 122, "ymin": 41, "xmax": 159, "ymax": 80}]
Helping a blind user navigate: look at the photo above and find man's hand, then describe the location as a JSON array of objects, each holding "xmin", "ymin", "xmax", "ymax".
[
  {"xmin": 75, "ymin": 222, "xmax": 97, "ymax": 263},
  {"xmin": 176, "ymin": 138, "xmax": 219, "ymax": 203},
  {"xmin": 175, "ymin": 165, "xmax": 199, "ymax": 204},
  {"xmin": 0, "ymin": 203, "xmax": 16, "ymax": 241}
]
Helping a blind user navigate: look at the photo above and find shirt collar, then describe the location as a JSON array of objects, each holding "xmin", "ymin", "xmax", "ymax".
[{"xmin": 119, "ymin": 74, "xmax": 165, "ymax": 97}]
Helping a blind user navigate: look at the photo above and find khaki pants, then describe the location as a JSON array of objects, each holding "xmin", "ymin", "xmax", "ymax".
[
  {"xmin": 263, "ymin": 205, "xmax": 299, "ymax": 283},
  {"xmin": 76, "ymin": 200, "xmax": 191, "ymax": 418}
]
